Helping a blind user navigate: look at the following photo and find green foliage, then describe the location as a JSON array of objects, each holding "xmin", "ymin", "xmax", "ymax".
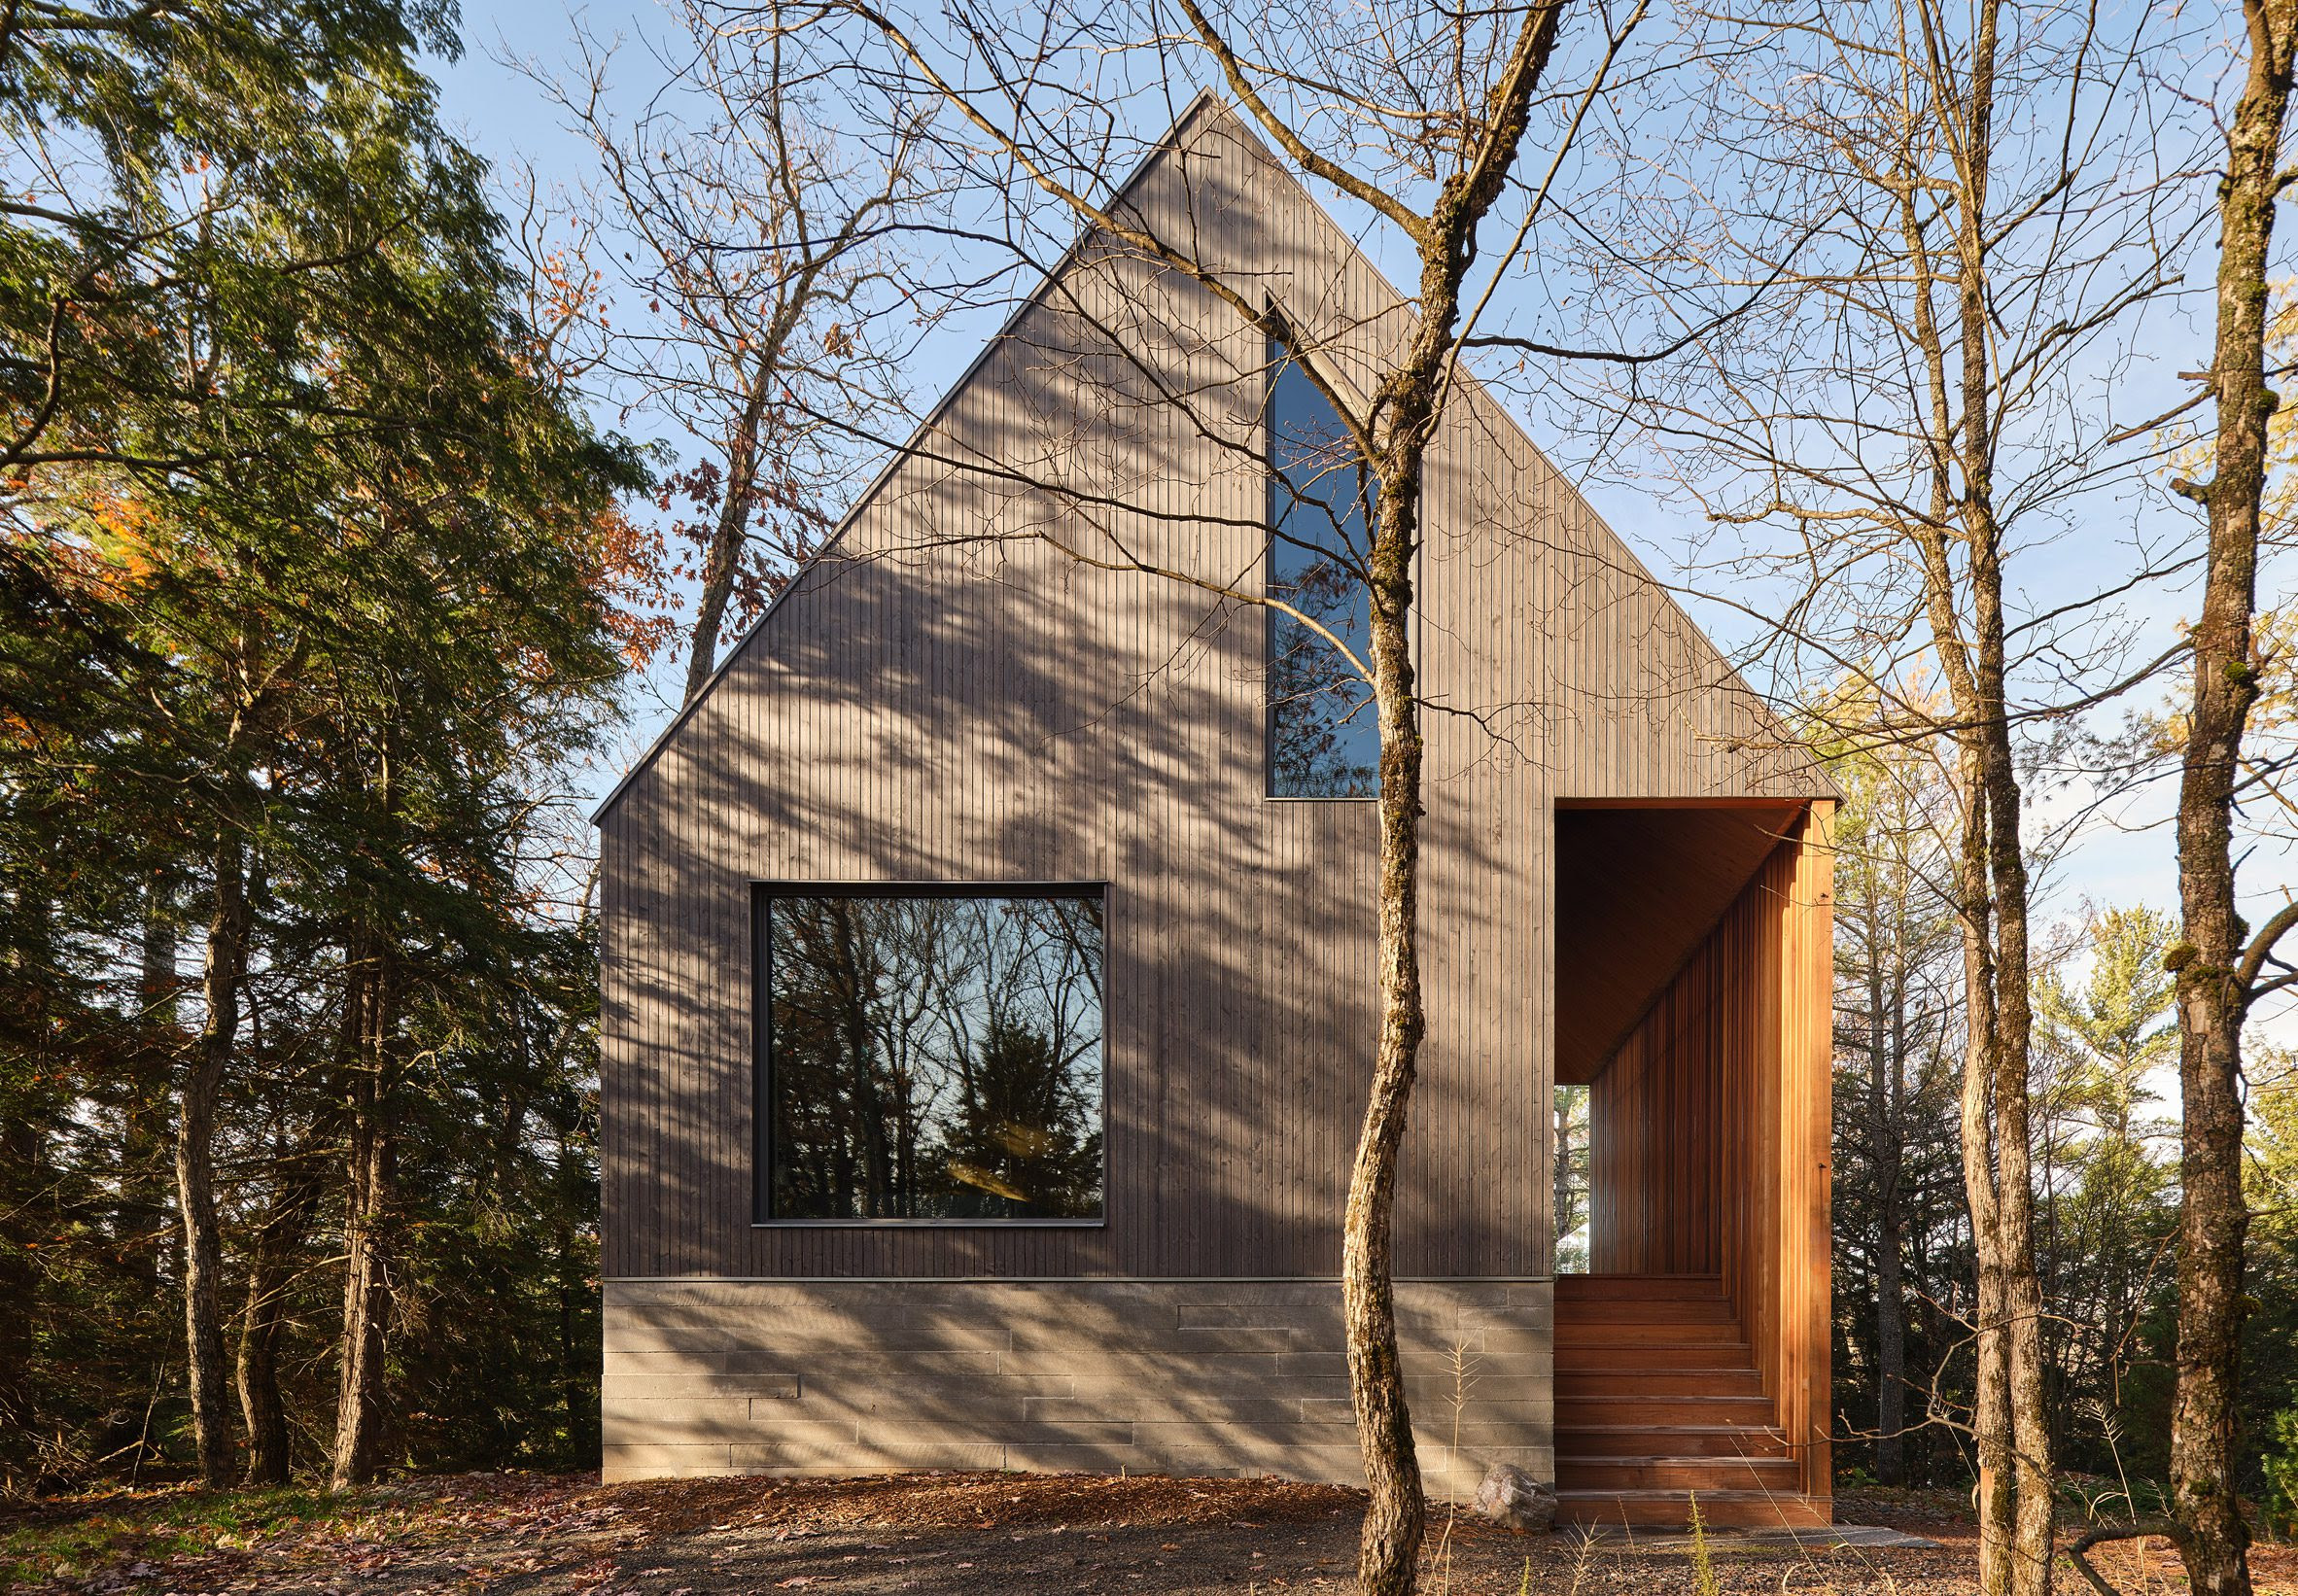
[
  {"xmin": 0, "ymin": 0, "xmax": 653, "ymax": 1492},
  {"xmin": 0, "ymin": 0, "xmax": 468, "ymax": 477},
  {"xmin": 1686, "ymin": 1493, "xmax": 1720, "ymax": 1596},
  {"xmin": 1818, "ymin": 677, "xmax": 2214, "ymax": 1500},
  {"xmin": 2031, "ymin": 906, "xmax": 2183, "ymax": 1482},
  {"xmin": 1552, "ymin": 1084, "xmax": 1590, "ymax": 1272},
  {"xmin": 2246, "ymin": 1050, "xmax": 2298, "ymax": 1519},
  {"xmin": 1822, "ymin": 692, "xmax": 1971, "ymax": 1487},
  {"xmin": 2261, "ymin": 1407, "xmax": 2298, "ymax": 1541},
  {"xmin": 388, "ymin": 922, "xmax": 605, "ymax": 1472},
  {"xmin": 0, "ymin": 1484, "xmax": 348, "ymax": 1587}
]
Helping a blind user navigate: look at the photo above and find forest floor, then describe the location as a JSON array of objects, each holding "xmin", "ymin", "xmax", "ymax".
[{"xmin": 5, "ymin": 1471, "xmax": 2296, "ymax": 1596}]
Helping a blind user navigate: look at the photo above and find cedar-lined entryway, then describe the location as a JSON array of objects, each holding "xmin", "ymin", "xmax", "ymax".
[{"xmin": 1552, "ymin": 801, "xmax": 1835, "ymax": 1529}]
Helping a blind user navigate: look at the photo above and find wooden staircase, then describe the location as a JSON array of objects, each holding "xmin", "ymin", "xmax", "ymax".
[{"xmin": 1554, "ymin": 1273, "xmax": 1828, "ymax": 1529}]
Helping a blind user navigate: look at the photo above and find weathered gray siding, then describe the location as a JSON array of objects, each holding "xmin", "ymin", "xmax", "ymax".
[{"xmin": 597, "ymin": 96, "xmax": 1828, "ymax": 1287}]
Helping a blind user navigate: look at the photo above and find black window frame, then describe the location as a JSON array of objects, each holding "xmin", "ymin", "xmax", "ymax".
[{"xmin": 750, "ymin": 879, "xmax": 1112, "ymax": 1229}]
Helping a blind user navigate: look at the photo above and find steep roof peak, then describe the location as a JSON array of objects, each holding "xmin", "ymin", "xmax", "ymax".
[{"xmin": 594, "ymin": 94, "xmax": 1827, "ymax": 821}]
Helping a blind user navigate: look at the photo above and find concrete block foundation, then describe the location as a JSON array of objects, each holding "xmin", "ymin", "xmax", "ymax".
[{"xmin": 601, "ymin": 1278, "xmax": 1554, "ymax": 1497}]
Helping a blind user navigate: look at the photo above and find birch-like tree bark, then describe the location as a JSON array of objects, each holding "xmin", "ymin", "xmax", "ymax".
[
  {"xmin": 178, "ymin": 833, "xmax": 249, "ymax": 1487},
  {"xmin": 331, "ymin": 954, "xmax": 398, "ymax": 1489}
]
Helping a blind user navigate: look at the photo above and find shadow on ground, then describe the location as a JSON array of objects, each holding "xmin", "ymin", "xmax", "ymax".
[{"xmin": 11, "ymin": 1472, "xmax": 2292, "ymax": 1594}]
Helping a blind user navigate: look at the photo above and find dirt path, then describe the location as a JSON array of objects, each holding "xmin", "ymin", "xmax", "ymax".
[{"xmin": 7, "ymin": 1472, "xmax": 2291, "ymax": 1594}]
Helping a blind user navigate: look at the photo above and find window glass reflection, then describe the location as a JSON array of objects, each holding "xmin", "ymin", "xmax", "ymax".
[
  {"xmin": 764, "ymin": 892, "xmax": 1104, "ymax": 1220},
  {"xmin": 1267, "ymin": 347, "xmax": 1380, "ymax": 798}
]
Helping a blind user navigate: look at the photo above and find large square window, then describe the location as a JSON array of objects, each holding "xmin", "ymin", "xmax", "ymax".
[
  {"xmin": 1267, "ymin": 342, "xmax": 1380, "ymax": 798},
  {"xmin": 756, "ymin": 886, "xmax": 1105, "ymax": 1222}
]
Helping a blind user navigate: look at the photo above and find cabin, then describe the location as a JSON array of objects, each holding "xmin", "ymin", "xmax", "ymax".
[{"xmin": 593, "ymin": 95, "xmax": 1837, "ymax": 1530}]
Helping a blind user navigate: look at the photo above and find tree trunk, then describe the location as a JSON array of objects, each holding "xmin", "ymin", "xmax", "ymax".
[
  {"xmin": 178, "ymin": 833, "xmax": 250, "ymax": 1488},
  {"xmin": 1897, "ymin": 4, "xmax": 2055, "ymax": 1575},
  {"xmin": 2169, "ymin": 6, "xmax": 2296, "ymax": 1591},
  {"xmin": 236, "ymin": 1266, "xmax": 294, "ymax": 1485},
  {"xmin": 1956, "ymin": 786, "xmax": 2017, "ymax": 1596},
  {"xmin": 1945, "ymin": 606, "xmax": 2055, "ymax": 1596},
  {"xmin": 556, "ymin": 1208, "xmax": 586, "ymax": 1458},
  {"xmin": 1871, "ymin": 940, "xmax": 1908, "ymax": 1487},
  {"xmin": 1345, "ymin": 570, "xmax": 1427, "ymax": 1596},
  {"xmin": 331, "ymin": 962, "xmax": 397, "ymax": 1488},
  {"xmin": 681, "ymin": 381, "xmax": 771, "ymax": 705},
  {"xmin": 1978, "ymin": 643, "xmax": 2054, "ymax": 1596},
  {"xmin": 0, "ymin": 1113, "xmax": 37, "ymax": 1484},
  {"xmin": 1940, "ymin": 693, "xmax": 2053, "ymax": 1596},
  {"xmin": 829, "ymin": 901, "xmax": 896, "ymax": 1214},
  {"xmin": 121, "ymin": 876, "xmax": 179, "ymax": 1290},
  {"xmin": 238, "ymin": 1145, "xmax": 324, "ymax": 1485}
]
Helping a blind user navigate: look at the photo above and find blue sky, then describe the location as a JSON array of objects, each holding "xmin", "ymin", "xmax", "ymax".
[{"xmin": 434, "ymin": 2, "xmax": 2293, "ymax": 1043}]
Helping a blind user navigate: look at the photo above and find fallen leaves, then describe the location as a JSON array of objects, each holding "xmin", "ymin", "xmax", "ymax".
[{"xmin": 2, "ymin": 1470, "xmax": 2073, "ymax": 1596}]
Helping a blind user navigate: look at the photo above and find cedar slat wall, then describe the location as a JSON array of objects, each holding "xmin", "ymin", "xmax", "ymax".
[
  {"xmin": 1586, "ymin": 805, "xmax": 1834, "ymax": 1501},
  {"xmin": 597, "ymin": 96, "xmax": 1831, "ymax": 1288}
]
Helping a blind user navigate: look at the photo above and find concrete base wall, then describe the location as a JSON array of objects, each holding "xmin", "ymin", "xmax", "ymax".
[{"xmin": 602, "ymin": 1278, "xmax": 1553, "ymax": 1497}]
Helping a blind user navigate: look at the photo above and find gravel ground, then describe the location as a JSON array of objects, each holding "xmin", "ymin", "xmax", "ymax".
[{"xmin": 8, "ymin": 1472, "xmax": 2296, "ymax": 1594}]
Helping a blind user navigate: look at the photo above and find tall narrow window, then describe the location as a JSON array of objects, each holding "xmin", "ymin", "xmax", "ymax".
[
  {"xmin": 1553, "ymin": 1083, "xmax": 1591, "ymax": 1272},
  {"xmin": 759, "ymin": 887, "xmax": 1105, "ymax": 1222},
  {"xmin": 1267, "ymin": 344, "xmax": 1379, "ymax": 797}
]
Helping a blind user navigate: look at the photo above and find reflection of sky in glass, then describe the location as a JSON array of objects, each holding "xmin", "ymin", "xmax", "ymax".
[
  {"xmin": 1267, "ymin": 348, "xmax": 1380, "ymax": 798},
  {"xmin": 765, "ymin": 893, "xmax": 1104, "ymax": 1220}
]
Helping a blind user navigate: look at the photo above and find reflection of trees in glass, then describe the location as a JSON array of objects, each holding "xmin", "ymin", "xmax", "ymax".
[
  {"xmin": 1267, "ymin": 349, "xmax": 1379, "ymax": 798},
  {"xmin": 1553, "ymin": 1084, "xmax": 1590, "ymax": 1272},
  {"xmin": 765, "ymin": 893, "xmax": 1103, "ymax": 1219}
]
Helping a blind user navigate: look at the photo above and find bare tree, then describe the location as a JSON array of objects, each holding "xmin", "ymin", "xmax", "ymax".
[
  {"xmin": 2165, "ymin": 3, "xmax": 2298, "ymax": 1590},
  {"xmin": 517, "ymin": 1, "xmax": 928, "ymax": 704},
  {"xmin": 1823, "ymin": 680, "xmax": 1964, "ymax": 1489},
  {"xmin": 1533, "ymin": 2, "xmax": 2214, "ymax": 1589},
  {"xmin": 695, "ymin": 0, "xmax": 1703, "ymax": 1586}
]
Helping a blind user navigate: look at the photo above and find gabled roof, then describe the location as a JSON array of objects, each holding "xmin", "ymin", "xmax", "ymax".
[
  {"xmin": 596, "ymin": 91, "xmax": 1240, "ymax": 824},
  {"xmin": 595, "ymin": 92, "xmax": 1827, "ymax": 823}
]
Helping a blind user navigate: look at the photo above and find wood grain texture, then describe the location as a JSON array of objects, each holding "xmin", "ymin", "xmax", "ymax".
[
  {"xmin": 1552, "ymin": 803, "xmax": 1803, "ymax": 1085},
  {"xmin": 596, "ymin": 96, "xmax": 1832, "ymax": 1287},
  {"xmin": 1553, "ymin": 1273, "xmax": 1828, "ymax": 1528},
  {"xmin": 1582, "ymin": 807, "xmax": 1834, "ymax": 1505}
]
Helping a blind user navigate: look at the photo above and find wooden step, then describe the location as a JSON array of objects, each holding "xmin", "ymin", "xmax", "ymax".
[
  {"xmin": 1555, "ymin": 1320, "xmax": 1747, "ymax": 1345},
  {"xmin": 1556, "ymin": 1274, "xmax": 1725, "ymax": 1299},
  {"xmin": 1556, "ymin": 1394, "xmax": 1777, "ymax": 1427},
  {"xmin": 1557, "ymin": 1298, "xmax": 1739, "ymax": 1324},
  {"xmin": 1556, "ymin": 1424, "xmax": 1792, "ymax": 1459},
  {"xmin": 1558, "ymin": 1489, "xmax": 1832, "ymax": 1529},
  {"xmin": 1553, "ymin": 1341, "xmax": 1756, "ymax": 1370},
  {"xmin": 1556, "ymin": 1368, "xmax": 1765, "ymax": 1399},
  {"xmin": 1559, "ymin": 1455, "xmax": 1801, "ymax": 1491},
  {"xmin": 1551, "ymin": 1274, "xmax": 1823, "ymax": 1529}
]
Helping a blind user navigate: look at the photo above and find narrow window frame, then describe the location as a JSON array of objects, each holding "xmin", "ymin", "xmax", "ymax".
[
  {"xmin": 1552, "ymin": 1081, "xmax": 1592, "ymax": 1274},
  {"xmin": 749, "ymin": 879, "xmax": 1112, "ymax": 1229},
  {"xmin": 1261, "ymin": 334, "xmax": 1416, "ymax": 803}
]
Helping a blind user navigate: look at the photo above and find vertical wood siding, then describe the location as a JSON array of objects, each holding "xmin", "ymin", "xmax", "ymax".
[
  {"xmin": 1586, "ymin": 806, "xmax": 1835, "ymax": 1500},
  {"xmin": 598, "ymin": 97, "xmax": 1830, "ymax": 1286}
]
